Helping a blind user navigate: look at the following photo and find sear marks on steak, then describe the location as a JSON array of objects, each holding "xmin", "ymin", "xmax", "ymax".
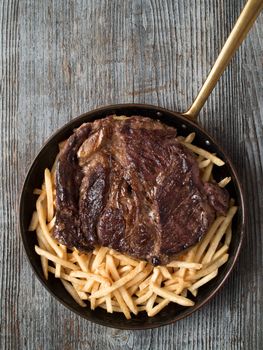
[{"xmin": 54, "ymin": 116, "xmax": 229, "ymax": 265}]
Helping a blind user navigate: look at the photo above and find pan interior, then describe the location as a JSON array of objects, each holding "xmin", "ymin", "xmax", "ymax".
[{"xmin": 19, "ymin": 104, "xmax": 244, "ymax": 329}]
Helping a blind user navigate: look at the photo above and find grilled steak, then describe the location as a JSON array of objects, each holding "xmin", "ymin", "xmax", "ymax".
[{"xmin": 54, "ymin": 116, "xmax": 229, "ymax": 265}]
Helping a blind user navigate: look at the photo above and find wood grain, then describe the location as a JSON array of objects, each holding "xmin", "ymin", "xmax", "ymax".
[{"xmin": 0, "ymin": 0, "xmax": 262, "ymax": 349}]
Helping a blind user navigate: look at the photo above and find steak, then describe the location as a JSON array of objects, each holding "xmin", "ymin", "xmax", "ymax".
[{"xmin": 54, "ymin": 116, "xmax": 229, "ymax": 265}]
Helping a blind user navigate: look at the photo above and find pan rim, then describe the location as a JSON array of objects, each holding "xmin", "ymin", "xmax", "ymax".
[{"xmin": 18, "ymin": 103, "xmax": 246, "ymax": 329}]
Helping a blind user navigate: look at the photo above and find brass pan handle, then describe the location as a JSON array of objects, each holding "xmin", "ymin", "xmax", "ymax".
[{"xmin": 183, "ymin": 0, "xmax": 263, "ymax": 120}]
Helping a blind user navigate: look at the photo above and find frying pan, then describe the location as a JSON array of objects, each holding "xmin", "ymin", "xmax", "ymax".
[{"xmin": 19, "ymin": 0, "xmax": 262, "ymax": 329}]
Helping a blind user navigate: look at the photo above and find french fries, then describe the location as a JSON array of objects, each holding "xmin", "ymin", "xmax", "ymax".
[
  {"xmin": 44, "ymin": 169, "xmax": 54, "ymax": 222},
  {"xmin": 167, "ymin": 261, "xmax": 202, "ymax": 269},
  {"xmin": 29, "ymin": 133, "xmax": 237, "ymax": 318},
  {"xmin": 151, "ymin": 284, "xmax": 194, "ymax": 307},
  {"xmin": 181, "ymin": 141, "xmax": 225, "ymax": 166},
  {"xmin": 218, "ymin": 177, "xmax": 231, "ymax": 188},
  {"xmin": 113, "ymin": 115, "xmax": 129, "ymax": 121},
  {"xmin": 184, "ymin": 132, "xmax": 196, "ymax": 143},
  {"xmin": 202, "ymin": 162, "xmax": 214, "ymax": 182}
]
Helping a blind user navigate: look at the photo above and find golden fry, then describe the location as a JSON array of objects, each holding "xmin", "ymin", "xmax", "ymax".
[
  {"xmin": 187, "ymin": 254, "xmax": 229, "ymax": 281},
  {"xmin": 147, "ymin": 299, "xmax": 170, "ymax": 317},
  {"xmin": 212, "ymin": 245, "xmax": 229, "ymax": 262},
  {"xmin": 35, "ymin": 245, "xmax": 78, "ymax": 270},
  {"xmin": 125, "ymin": 266, "xmax": 153, "ymax": 289},
  {"xmin": 111, "ymin": 252, "xmax": 139, "ymax": 267},
  {"xmin": 151, "ymin": 284, "xmax": 194, "ymax": 307},
  {"xmin": 106, "ymin": 255, "xmax": 137, "ymax": 314},
  {"xmin": 189, "ymin": 269, "xmax": 218, "ymax": 292},
  {"xmin": 48, "ymin": 266, "xmax": 85, "ymax": 286},
  {"xmin": 36, "ymin": 226, "xmax": 54, "ymax": 253},
  {"xmin": 198, "ymin": 159, "xmax": 211, "ymax": 169},
  {"xmin": 91, "ymin": 247, "xmax": 109, "ymax": 271},
  {"xmin": 195, "ymin": 216, "xmax": 225, "ymax": 263},
  {"xmin": 167, "ymin": 261, "xmax": 202, "ymax": 269},
  {"xmin": 36, "ymin": 230, "xmax": 49, "ymax": 280},
  {"xmin": 218, "ymin": 177, "xmax": 231, "ymax": 188},
  {"xmin": 111, "ymin": 289, "xmax": 131, "ymax": 319},
  {"xmin": 135, "ymin": 290, "xmax": 153, "ymax": 305},
  {"xmin": 202, "ymin": 162, "xmax": 214, "ymax": 182},
  {"xmin": 225, "ymin": 225, "xmax": 232, "ymax": 246},
  {"xmin": 72, "ymin": 251, "xmax": 89, "ymax": 272},
  {"xmin": 113, "ymin": 115, "xmax": 129, "ymax": 121},
  {"xmin": 184, "ymin": 132, "xmax": 196, "ymax": 143},
  {"xmin": 158, "ymin": 266, "xmax": 172, "ymax": 279},
  {"xmin": 91, "ymin": 262, "xmax": 145, "ymax": 299},
  {"xmin": 36, "ymin": 198, "xmax": 63, "ymax": 258},
  {"xmin": 47, "ymin": 216, "xmax": 56, "ymax": 231},
  {"xmin": 44, "ymin": 168, "xmax": 54, "ymax": 222},
  {"xmin": 181, "ymin": 142, "xmax": 225, "ymax": 166},
  {"xmin": 90, "ymin": 282, "xmax": 100, "ymax": 310},
  {"xmin": 69, "ymin": 271, "xmax": 111, "ymax": 285},
  {"xmin": 202, "ymin": 207, "xmax": 237, "ymax": 264}
]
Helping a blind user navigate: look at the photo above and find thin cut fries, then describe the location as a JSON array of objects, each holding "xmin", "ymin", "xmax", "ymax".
[
  {"xmin": 72, "ymin": 251, "xmax": 89, "ymax": 272},
  {"xmin": 158, "ymin": 266, "xmax": 172, "ymax": 279},
  {"xmin": 202, "ymin": 207, "xmax": 237, "ymax": 264},
  {"xmin": 189, "ymin": 269, "xmax": 218, "ymax": 292},
  {"xmin": 194, "ymin": 216, "xmax": 225, "ymax": 263},
  {"xmin": 186, "ymin": 254, "xmax": 229, "ymax": 281},
  {"xmin": 135, "ymin": 290, "xmax": 153, "ymax": 305},
  {"xmin": 181, "ymin": 141, "xmax": 225, "ymax": 166},
  {"xmin": 48, "ymin": 266, "xmax": 86, "ymax": 285},
  {"xmin": 125, "ymin": 266, "xmax": 153, "ymax": 289},
  {"xmin": 148, "ymin": 299, "xmax": 170, "ymax": 317},
  {"xmin": 198, "ymin": 159, "xmax": 211, "ymax": 169},
  {"xmin": 58, "ymin": 245, "xmax": 67, "ymax": 277},
  {"xmin": 106, "ymin": 254, "xmax": 137, "ymax": 314},
  {"xmin": 44, "ymin": 169, "xmax": 54, "ymax": 222},
  {"xmin": 47, "ymin": 216, "xmax": 56, "ymax": 231},
  {"xmin": 36, "ymin": 198, "xmax": 63, "ymax": 258},
  {"xmin": 29, "ymin": 131, "xmax": 237, "ymax": 318},
  {"xmin": 69, "ymin": 271, "xmax": 111, "ymax": 285},
  {"xmin": 167, "ymin": 261, "xmax": 202, "ymax": 269},
  {"xmin": 218, "ymin": 177, "xmax": 231, "ymax": 188},
  {"xmin": 151, "ymin": 284, "xmax": 194, "ymax": 307},
  {"xmin": 184, "ymin": 132, "xmax": 196, "ymax": 143},
  {"xmin": 202, "ymin": 162, "xmax": 214, "ymax": 182},
  {"xmin": 113, "ymin": 115, "xmax": 129, "ymax": 121},
  {"xmin": 90, "ymin": 262, "xmax": 145, "ymax": 299},
  {"xmin": 111, "ymin": 252, "xmax": 139, "ymax": 266},
  {"xmin": 35, "ymin": 246, "xmax": 78, "ymax": 271},
  {"xmin": 225, "ymin": 225, "xmax": 232, "ymax": 247},
  {"xmin": 92, "ymin": 247, "xmax": 109, "ymax": 271},
  {"xmin": 36, "ymin": 231, "xmax": 49, "ymax": 280},
  {"xmin": 211, "ymin": 245, "xmax": 229, "ymax": 262},
  {"xmin": 36, "ymin": 226, "xmax": 53, "ymax": 253}
]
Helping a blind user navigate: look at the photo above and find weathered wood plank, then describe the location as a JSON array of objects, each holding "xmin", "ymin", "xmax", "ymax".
[
  {"xmin": 0, "ymin": 0, "xmax": 262, "ymax": 349},
  {"xmin": 0, "ymin": 1, "xmax": 21, "ymax": 350}
]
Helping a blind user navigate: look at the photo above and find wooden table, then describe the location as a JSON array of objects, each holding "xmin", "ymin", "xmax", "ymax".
[{"xmin": 1, "ymin": 1, "xmax": 262, "ymax": 349}]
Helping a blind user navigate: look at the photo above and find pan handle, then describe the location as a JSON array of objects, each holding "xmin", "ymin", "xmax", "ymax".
[{"xmin": 183, "ymin": 0, "xmax": 263, "ymax": 120}]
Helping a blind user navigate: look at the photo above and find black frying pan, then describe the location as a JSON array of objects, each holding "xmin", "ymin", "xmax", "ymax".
[{"xmin": 19, "ymin": 0, "xmax": 262, "ymax": 329}]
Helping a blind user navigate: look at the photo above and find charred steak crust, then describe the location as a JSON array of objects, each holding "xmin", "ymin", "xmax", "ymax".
[{"xmin": 54, "ymin": 116, "xmax": 229, "ymax": 265}]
